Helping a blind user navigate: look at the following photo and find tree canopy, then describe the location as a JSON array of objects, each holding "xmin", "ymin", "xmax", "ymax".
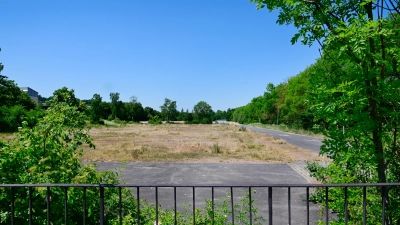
[
  {"xmin": 193, "ymin": 101, "xmax": 213, "ymax": 124},
  {"xmin": 160, "ymin": 98, "xmax": 178, "ymax": 122},
  {"xmin": 0, "ymin": 75, "xmax": 36, "ymax": 110},
  {"xmin": 250, "ymin": 0, "xmax": 400, "ymax": 223}
]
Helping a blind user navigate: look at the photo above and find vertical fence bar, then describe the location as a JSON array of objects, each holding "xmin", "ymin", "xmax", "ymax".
[
  {"xmin": 193, "ymin": 187, "xmax": 196, "ymax": 225},
  {"xmin": 156, "ymin": 187, "xmax": 159, "ymax": 225},
  {"xmin": 382, "ymin": 186, "xmax": 386, "ymax": 225},
  {"xmin": 119, "ymin": 187, "xmax": 122, "ymax": 225},
  {"xmin": 363, "ymin": 186, "xmax": 366, "ymax": 225},
  {"xmin": 249, "ymin": 187, "xmax": 252, "ymax": 225},
  {"xmin": 174, "ymin": 187, "xmax": 177, "ymax": 225},
  {"xmin": 231, "ymin": 187, "xmax": 234, "ymax": 225},
  {"xmin": 11, "ymin": 187, "xmax": 14, "ymax": 225},
  {"xmin": 268, "ymin": 187, "xmax": 272, "ymax": 225},
  {"xmin": 325, "ymin": 187, "xmax": 329, "ymax": 225},
  {"xmin": 344, "ymin": 187, "xmax": 348, "ymax": 225},
  {"xmin": 47, "ymin": 187, "xmax": 50, "ymax": 225},
  {"xmin": 306, "ymin": 187, "xmax": 309, "ymax": 225},
  {"xmin": 137, "ymin": 187, "xmax": 140, "ymax": 225},
  {"xmin": 212, "ymin": 187, "xmax": 215, "ymax": 225},
  {"xmin": 29, "ymin": 187, "xmax": 32, "ymax": 225},
  {"xmin": 83, "ymin": 187, "xmax": 86, "ymax": 225},
  {"xmin": 100, "ymin": 186, "xmax": 104, "ymax": 225},
  {"xmin": 64, "ymin": 187, "xmax": 68, "ymax": 225},
  {"xmin": 288, "ymin": 187, "xmax": 291, "ymax": 225}
]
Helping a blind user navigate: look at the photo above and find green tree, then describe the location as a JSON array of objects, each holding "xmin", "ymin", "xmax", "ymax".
[
  {"xmin": 183, "ymin": 109, "xmax": 194, "ymax": 123},
  {"xmin": 38, "ymin": 94, "xmax": 49, "ymax": 103},
  {"xmin": 144, "ymin": 106, "xmax": 158, "ymax": 120},
  {"xmin": 90, "ymin": 93, "xmax": 103, "ymax": 124},
  {"xmin": 250, "ymin": 0, "xmax": 400, "ymax": 222},
  {"xmin": 160, "ymin": 98, "xmax": 178, "ymax": 122},
  {"xmin": 48, "ymin": 87, "xmax": 79, "ymax": 107},
  {"xmin": 0, "ymin": 75, "xmax": 36, "ymax": 110},
  {"xmin": 48, "ymin": 87, "xmax": 87, "ymax": 114},
  {"xmin": 213, "ymin": 110, "xmax": 226, "ymax": 120},
  {"xmin": 280, "ymin": 69, "xmax": 312, "ymax": 128},
  {"xmin": 125, "ymin": 96, "xmax": 146, "ymax": 122},
  {"xmin": 231, "ymin": 83, "xmax": 284, "ymax": 125},
  {"xmin": 126, "ymin": 101, "xmax": 145, "ymax": 122},
  {"xmin": 193, "ymin": 101, "xmax": 214, "ymax": 124},
  {"xmin": 225, "ymin": 108, "xmax": 236, "ymax": 121},
  {"xmin": 0, "ymin": 51, "xmax": 42, "ymax": 131},
  {"xmin": 100, "ymin": 101, "xmax": 112, "ymax": 119},
  {"xmin": 109, "ymin": 92, "xmax": 120, "ymax": 119}
]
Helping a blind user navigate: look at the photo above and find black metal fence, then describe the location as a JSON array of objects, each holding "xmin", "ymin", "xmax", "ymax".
[{"xmin": 1, "ymin": 183, "xmax": 399, "ymax": 225}]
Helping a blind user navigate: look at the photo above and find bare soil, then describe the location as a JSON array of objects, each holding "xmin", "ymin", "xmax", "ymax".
[{"xmin": 81, "ymin": 124, "xmax": 325, "ymax": 163}]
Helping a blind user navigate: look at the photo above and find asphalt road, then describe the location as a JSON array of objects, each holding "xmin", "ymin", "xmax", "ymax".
[
  {"xmin": 93, "ymin": 162, "xmax": 326, "ymax": 224},
  {"xmin": 241, "ymin": 125, "xmax": 323, "ymax": 154}
]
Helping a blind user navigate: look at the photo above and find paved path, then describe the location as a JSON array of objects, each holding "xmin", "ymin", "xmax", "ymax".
[
  {"xmin": 241, "ymin": 125, "xmax": 323, "ymax": 154},
  {"xmin": 93, "ymin": 162, "xmax": 326, "ymax": 224}
]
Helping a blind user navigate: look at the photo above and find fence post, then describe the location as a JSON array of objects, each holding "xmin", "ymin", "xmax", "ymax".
[{"xmin": 100, "ymin": 186, "xmax": 104, "ymax": 225}]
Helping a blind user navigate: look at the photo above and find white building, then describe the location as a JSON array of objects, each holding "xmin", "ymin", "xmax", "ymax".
[{"xmin": 20, "ymin": 87, "xmax": 39, "ymax": 103}]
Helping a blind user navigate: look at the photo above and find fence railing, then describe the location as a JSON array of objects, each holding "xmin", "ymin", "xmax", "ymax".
[{"xmin": 1, "ymin": 183, "xmax": 399, "ymax": 225}]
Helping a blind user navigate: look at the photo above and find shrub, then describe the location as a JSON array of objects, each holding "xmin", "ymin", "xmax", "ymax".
[
  {"xmin": 148, "ymin": 115, "xmax": 162, "ymax": 125},
  {"xmin": 0, "ymin": 105, "xmax": 27, "ymax": 132},
  {"xmin": 213, "ymin": 143, "xmax": 222, "ymax": 153},
  {"xmin": 24, "ymin": 107, "xmax": 45, "ymax": 128},
  {"xmin": 0, "ymin": 102, "xmax": 142, "ymax": 224},
  {"xmin": 107, "ymin": 114, "xmax": 114, "ymax": 121},
  {"xmin": 239, "ymin": 126, "xmax": 247, "ymax": 132}
]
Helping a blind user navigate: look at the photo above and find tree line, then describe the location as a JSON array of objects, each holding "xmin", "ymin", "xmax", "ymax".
[
  {"xmin": 0, "ymin": 72, "xmax": 235, "ymax": 132},
  {"xmin": 231, "ymin": 69, "xmax": 315, "ymax": 130}
]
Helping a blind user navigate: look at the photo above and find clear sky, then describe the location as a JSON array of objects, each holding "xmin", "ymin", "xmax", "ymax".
[{"xmin": 1, "ymin": 0, "xmax": 320, "ymax": 111}]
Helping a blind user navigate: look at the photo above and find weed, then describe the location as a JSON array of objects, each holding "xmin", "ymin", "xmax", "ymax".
[
  {"xmin": 111, "ymin": 190, "xmax": 265, "ymax": 225},
  {"xmin": 213, "ymin": 143, "xmax": 222, "ymax": 154},
  {"xmin": 239, "ymin": 126, "xmax": 247, "ymax": 132},
  {"xmin": 131, "ymin": 146, "xmax": 147, "ymax": 158},
  {"xmin": 246, "ymin": 143, "xmax": 257, "ymax": 149},
  {"xmin": 271, "ymin": 137, "xmax": 286, "ymax": 144}
]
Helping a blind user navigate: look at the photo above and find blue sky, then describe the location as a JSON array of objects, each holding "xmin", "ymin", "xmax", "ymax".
[{"xmin": 1, "ymin": 0, "xmax": 320, "ymax": 111}]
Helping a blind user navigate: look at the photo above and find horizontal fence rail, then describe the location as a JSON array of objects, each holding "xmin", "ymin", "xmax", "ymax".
[{"xmin": 1, "ymin": 183, "xmax": 399, "ymax": 225}]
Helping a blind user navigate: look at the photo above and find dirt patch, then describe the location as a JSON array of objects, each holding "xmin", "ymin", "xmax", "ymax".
[{"xmin": 81, "ymin": 124, "xmax": 326, "ymax": 163}]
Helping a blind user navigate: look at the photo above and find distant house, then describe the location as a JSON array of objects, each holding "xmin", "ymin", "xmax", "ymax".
[{"xmin": 19, "ymin": 87, "xmax": 39, "ymax": 103}]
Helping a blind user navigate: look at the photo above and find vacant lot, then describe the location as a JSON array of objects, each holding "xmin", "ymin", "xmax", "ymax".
[{"xmin": 82, "ymin": 124, "xmax": 325, "ymax": 163}]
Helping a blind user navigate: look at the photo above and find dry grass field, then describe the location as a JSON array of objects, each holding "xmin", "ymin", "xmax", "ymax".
[{"xmin": 81, "ymin": 124, "xmax": 325, "ymax": 163}]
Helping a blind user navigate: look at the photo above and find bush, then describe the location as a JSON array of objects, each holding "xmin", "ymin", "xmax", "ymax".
[
  {"xmin": 24, "ymin": 107, "xmax": 45, "ymax": 128},
  {"xmin": 114, "ymin": 118, "xmax": 126, "ymax": 124},
  {"xmin": 239, "ymin": 126, "xmax": 247, "ymax": 132},
  {"xmin": 0, "ymin": 102, "xmax": 141, "ymax": 224},
  {"xmin": 0, "ymin": 105, "xmax": 27, "ymax": 132},
  {"xmin": 107, "ymin": 114, "xmax": 114, "ymax": 121},
  {"xmin": 148, "ymin": 115, "xmax": 162, "ymax": 125}
]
